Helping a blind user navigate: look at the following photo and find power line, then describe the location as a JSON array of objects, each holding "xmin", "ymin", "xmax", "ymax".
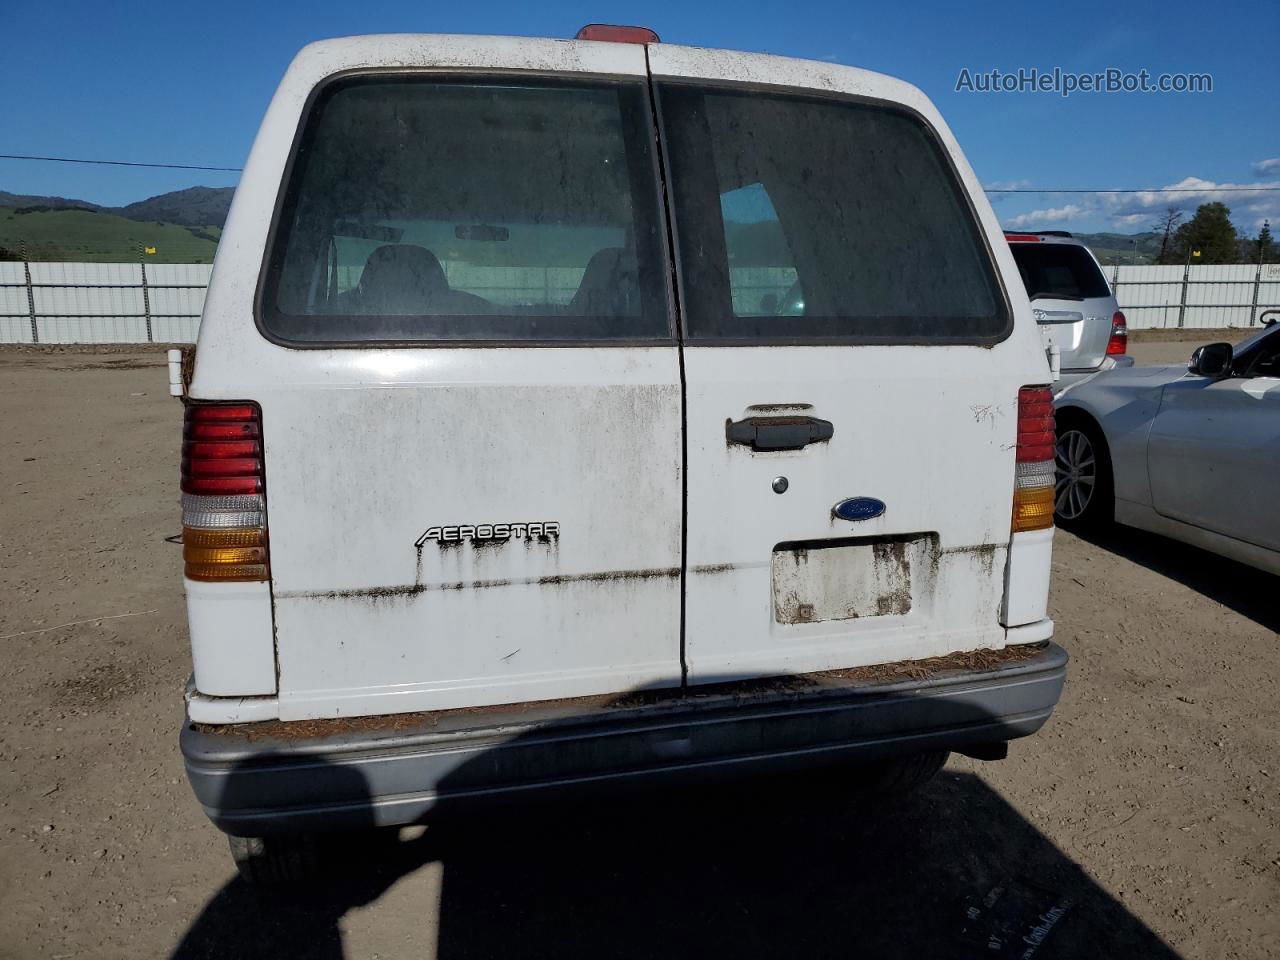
[
  {"xmin": 987, "ymin": 186, "xmax": 1280, "ymax": 193},
  {"xmin": 0, "ymin": 153, "xmax": 242, "ymax": 172},
  {"xmin": 2, "ymin": 151, "xmax": 1278, "ymax": 193}
]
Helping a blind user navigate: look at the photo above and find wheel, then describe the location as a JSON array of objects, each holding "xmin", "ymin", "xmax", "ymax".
[
  {"xmin": 1054, "ymin": 419, "xmax": 1112, "ymax": 527},
  {"xmin": 846, "ymin": 750, "xmax": 950, "ymax": 797},
  {"xmin": 227, "ymin": 834, "xmax": 320, "ymax": 885}
]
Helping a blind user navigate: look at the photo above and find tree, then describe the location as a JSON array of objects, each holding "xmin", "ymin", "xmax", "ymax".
[
  {"xmin": 1171, "ymin": 202, "xmax": 1240, "ymax": 264},
  {"xmin": 1259, "ymin": 221, "xmax": 1275, "ymax": 264},
  {"xmin": 1154, "ymin": 207, "xmax": 1184, "ymax": 264}
]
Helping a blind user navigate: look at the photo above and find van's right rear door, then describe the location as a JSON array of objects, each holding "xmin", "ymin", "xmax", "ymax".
[{"xmin": 649, "ymin": 48, "xmax": 1043, "ymax": 682}]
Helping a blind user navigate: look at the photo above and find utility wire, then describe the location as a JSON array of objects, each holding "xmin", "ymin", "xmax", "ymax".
[
  {"xmin": 0, "ymin": 153, "xmax": 242, "ymax": 172},
  {"xmin": 2, "ymin": 151, "xmax": 1279, "ymax": 193},
  {"xmin": 987, "ymin": 187, "xmax": 1280, "ymax": 193}
]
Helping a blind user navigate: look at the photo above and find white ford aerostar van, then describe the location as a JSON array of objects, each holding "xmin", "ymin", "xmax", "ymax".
[{"xmin": 179, "ymin": 26, "xmax": 1067, "ymax": 880}]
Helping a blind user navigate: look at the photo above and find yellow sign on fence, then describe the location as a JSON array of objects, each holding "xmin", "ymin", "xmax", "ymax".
[{"xmin": 144, "ymin": 246, "xmax": 156, "ymax": 255}]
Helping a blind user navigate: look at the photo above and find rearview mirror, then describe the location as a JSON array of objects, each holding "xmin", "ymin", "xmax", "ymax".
[{"xmin": 1188, "ymin": 342, "xmax": 1233, "ymax": 378}]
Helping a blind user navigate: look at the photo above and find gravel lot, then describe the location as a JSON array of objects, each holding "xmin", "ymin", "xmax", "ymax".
[{"xmin": 1, "ymin": 334, "xmax": 1276, "ymax": 959}]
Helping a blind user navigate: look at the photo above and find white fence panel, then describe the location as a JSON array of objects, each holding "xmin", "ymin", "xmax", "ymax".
[
  {"xmin": 1113, "ymin": 263, "xmax": 1280, "ymax": 330},
  {"xmin": 37, "ymin": 316, "xmax": 151, "ymax": 343},
  {"xmin": 4, "ymin": 259, "xmax": 1280, "ymax": 344}
]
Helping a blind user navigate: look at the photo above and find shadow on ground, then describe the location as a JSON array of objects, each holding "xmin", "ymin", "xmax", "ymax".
[
  {"xmin": 1075, "ymin": 524, "xmax": 1278, "ymax": 632},
  {"xmin": 172, "ymin": 764, "xmax": 1178, "ymax": 959}
]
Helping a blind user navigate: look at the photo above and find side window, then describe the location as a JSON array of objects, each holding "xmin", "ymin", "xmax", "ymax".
[
  {"xmin": 658, "ymin": 83, "xmax": 1008, "ymax": 342},
  {"xmin": 260, "ymin": 76, "xmax": 670, "ymax": 344},
  {"xmin": 1240, "ymin": 330, "xmax": 1280, "ymax": 378},
  {"xmin": 720, "ymin": 184, "xmax": 799, "ymax": 316}
]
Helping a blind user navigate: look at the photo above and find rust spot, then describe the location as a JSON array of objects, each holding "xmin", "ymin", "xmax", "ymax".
[
  {"xmin": 690, "ymin": 563, "xmax": 734, "ymax": 575},
  {"xmin": 747, "ymin": 403, "xmax": 813, "ymax": 413},
  {"xmin": 819, "ymin": 643, "xmax": 1045, "ymax": 684},
  {"xmin": 192, "ymin": 643, "xmax": 1050, "ymax": 743},
  {"xmin": 286, "ymin": 566, "xmax": 681, "ymax": 602}
]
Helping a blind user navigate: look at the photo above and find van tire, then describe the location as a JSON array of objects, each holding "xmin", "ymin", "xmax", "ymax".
[
  {"xmin": 849, "ymin": 750, "xmax": 949, "ymax": 797},
  {"xmin": 227, "ymin": 834, "xmax": 319, "ymax": 885}
]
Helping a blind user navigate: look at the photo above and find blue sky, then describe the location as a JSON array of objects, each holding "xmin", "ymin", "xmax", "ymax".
[{"xmin": 3, "ymin": 0, "xmax": 1278, "ymax": 234}]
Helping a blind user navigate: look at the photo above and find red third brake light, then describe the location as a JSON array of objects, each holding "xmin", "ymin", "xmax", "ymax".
[
  {"xmin": 575, "ymin": 24, "xmax": 661, "ymax": 43},
  {"xmin": 1107, "ymin": 311, "xmax": 1128, "ymax": 356},
  {"xmin": 1003, "ymin": 234, "xmax": 1044, "ymax": 243}
]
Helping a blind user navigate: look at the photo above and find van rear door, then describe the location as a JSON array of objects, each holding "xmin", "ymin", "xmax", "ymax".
[
  {"xmin": 245, "ymin": 59, "xmax": 683, "ymax": 719},
  {"xmin": 650, "ymin": 50, "xmax": 1034, "ymax": 681}
]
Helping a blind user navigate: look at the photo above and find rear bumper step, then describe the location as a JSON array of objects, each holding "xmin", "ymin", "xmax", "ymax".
[{"xmin": 182, "ymin": 642, "xmax": 1067, "ymax": 835}]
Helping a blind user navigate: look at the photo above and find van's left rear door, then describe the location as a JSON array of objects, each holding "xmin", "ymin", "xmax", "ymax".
[{"xmin": 198, "ymin": 41, "xmax": 684, "ymax": 720}]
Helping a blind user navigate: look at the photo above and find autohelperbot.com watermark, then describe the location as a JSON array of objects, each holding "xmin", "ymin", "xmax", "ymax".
[{"xmin": 955, "ymin": 67, "xmax": 1212, "ymax": 97}]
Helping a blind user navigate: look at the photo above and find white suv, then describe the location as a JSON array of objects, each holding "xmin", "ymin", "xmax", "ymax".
[
  {"xmin": 1004, "ymin": 230, "xmax": 1133, "ymax": 393},
  {"xmin": 178, "ymin": 27, "xmax": 1067, "ymax": 880}
]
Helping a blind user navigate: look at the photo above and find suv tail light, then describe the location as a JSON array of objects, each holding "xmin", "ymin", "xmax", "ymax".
[
  {"xmin": 181, "ymin": 403, "xmax": 269, "ymax": 582},
  {"xmin": 1106, "ymin": 311, "xmax": 1128, "ymax": 356},
  {"xmin": 1012, "ymin": 386, "xmax": 1055, "ymax": 533}
]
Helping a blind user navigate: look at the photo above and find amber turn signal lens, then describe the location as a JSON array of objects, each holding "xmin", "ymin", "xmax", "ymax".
[
  {"xmin": 182, "ymin": 527, "xmax": 266, "ymax": 548},
  {"xmin": 1012, "ymin": 486, "xmax": 1055, "ymax": 532},
  {"xmin": 182, "ymin": 527, "xmax": 269, "ymax": 581}
]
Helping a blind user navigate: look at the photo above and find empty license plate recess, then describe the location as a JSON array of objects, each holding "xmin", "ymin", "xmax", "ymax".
[{"xmin": 771, "ymin": 534, "xmax": 936, "ymax": 625}]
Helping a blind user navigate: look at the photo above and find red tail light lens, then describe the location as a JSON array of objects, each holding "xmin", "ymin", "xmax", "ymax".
[
  {"xmin": 575, "ymin": 24, "xmax": 661, "ymax": 43},
  {"xmin": 1014, "ymin": 386, "xmax": 1055, "ymax": 463},
  {"xmin": 181, "ymin": 403, "xmax": 269, "ymax": 581},
  {"xmin": 182, "ymin": 405, "xmax": 263, "ymax": 495},
  {"xmin": 1013, "ymin": 386, "xmax": 1056, "ymax": 532},
  {"xmin": 1106, "ymin": 311, "xmax": 1128, "ymax": 356}
]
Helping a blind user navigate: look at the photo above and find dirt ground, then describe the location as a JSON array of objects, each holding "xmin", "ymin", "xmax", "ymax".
[{"xmin": 0, "ymin": 333, "xmax": 1276, "ymax": 959}]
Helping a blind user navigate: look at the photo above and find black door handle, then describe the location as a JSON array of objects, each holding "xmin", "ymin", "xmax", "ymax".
[{"xmin": 725, "ymin": 415, "xmax": 834, "ymax": 451}]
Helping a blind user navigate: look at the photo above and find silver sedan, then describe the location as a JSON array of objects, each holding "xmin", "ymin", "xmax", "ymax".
[{"xmin": 1053, "ymin": 321, "xmax": 1280, "ymax": 574}]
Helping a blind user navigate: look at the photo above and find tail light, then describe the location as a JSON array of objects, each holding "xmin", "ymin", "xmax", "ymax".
[
  {"xmin": 1012, "ymin": 386, "xmax": 1055, "ymax": 533},
  {"xmin": 1106, "ymin": 311, "xmax": 1128, "ymax": 356},
  {"xmin": 181, "ymin": 403, "xmax": 269, "ymax": 581}
]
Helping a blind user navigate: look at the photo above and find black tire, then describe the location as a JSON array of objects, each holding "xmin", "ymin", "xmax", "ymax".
[
  {"xmin": 846, "ymin": 750, "xmax": 950, "ymax": 797},
  {"xmin": 227, "ymin": 834, "xmax": 320, "ymax": 885},
  {"xmin": 1054, "ymin": 416, "xmax": 1113, "ymax": 528}
]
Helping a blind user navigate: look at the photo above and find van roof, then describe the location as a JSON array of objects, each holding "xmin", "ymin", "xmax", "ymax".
[{"xmin": 286, "ymin": 33, "xmax": 924, "ymax": 108}]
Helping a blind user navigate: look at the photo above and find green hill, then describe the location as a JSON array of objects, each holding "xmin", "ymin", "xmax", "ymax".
[{"xmin": 0, "ymin": 206, "xmax": 220, "ymax": 262}]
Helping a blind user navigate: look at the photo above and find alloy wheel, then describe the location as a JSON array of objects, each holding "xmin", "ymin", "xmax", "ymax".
[{"xmin": 1055, "ymin": 429, "xmax": 1097, "ymax": 521}]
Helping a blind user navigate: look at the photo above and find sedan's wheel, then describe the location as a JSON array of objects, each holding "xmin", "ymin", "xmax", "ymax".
[
  {"xmin": 1055, "ymin": 429, "xmax": 1096, "ymax": 520},
  {"xmin": 1054, "ymin": 421, "xmax": 1112, "ymax": 527}
]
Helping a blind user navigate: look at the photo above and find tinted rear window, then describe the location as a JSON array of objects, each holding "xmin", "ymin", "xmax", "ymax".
[
  {"xmin": 1009, "ymin": 243, "xmax": 1110, "ymax": 301},
  {"xmin": 657, "ymin": 83, "xmax": 1007, "ymax": 342},
  {"xmin": 260, "ymin": 76, "xmax": 670, "ymax": 344}
]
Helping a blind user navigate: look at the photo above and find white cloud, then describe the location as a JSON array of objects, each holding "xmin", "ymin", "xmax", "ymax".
[
  {"xmin": 1004, "ymin": 203, "xmax": 1091, "ymax": 228},
  {"xmin": 998, "ymin": 176, "xmax": 1280, "ymax": 232},
  {"xmin": 1253, "ymin": 158, "xmax": 1280, "ymax": 178},
  {"xmin": 983, "ymin": 179, "xmax": 1032, "ymax": 191}
]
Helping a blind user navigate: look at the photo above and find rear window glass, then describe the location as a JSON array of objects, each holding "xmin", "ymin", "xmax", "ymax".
[
  {"xmin": 657, "ymin": 83, "xmax": 1007, "ymax": 342},
  {"xmin": 260, "ymin": 76, "xmax": 670, "ymax": 344},
  {"xmin": 1009, "ymin": 243, "xmax": 1110, "ymax": 301}
]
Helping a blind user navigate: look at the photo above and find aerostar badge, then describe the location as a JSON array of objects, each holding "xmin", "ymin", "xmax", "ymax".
[{"xmin": 415, "ymin": 522, "xmax": 561, "ymax": 547}]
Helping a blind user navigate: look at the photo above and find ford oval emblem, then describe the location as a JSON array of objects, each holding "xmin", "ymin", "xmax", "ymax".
[{"xmin": 833, "ymin": 497, "xmax": 886, "ymax": 522}]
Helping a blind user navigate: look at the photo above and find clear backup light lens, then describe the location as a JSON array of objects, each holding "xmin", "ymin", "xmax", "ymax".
[
  {"xmin": 181, "ymin": 493, "xmax": 264, "ymax": 528},
  {"xmin": 181, "ymin": 403, "xmax": 269, "ymax": 582},
  {"xmin": 1015, "ymin": 459, "xmax": 1056, "ymax": 488}
]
